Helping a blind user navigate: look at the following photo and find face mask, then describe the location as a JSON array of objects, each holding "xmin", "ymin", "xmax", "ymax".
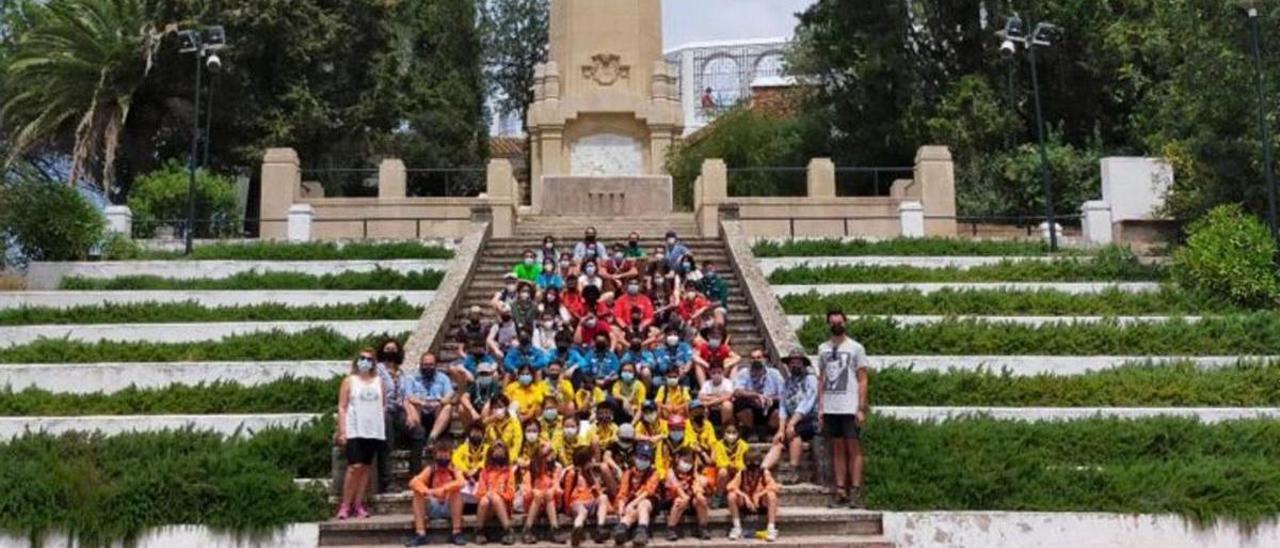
[
  {"xmin": 585, "ymin": 234, "xmax": 596, "ymax": 242},
  {"xmin": 630, "ymin": 342, "xmax": 642, "ymax": 352},
  {"xmin": 643, "ymin": 412, "xmax": 657, "ymax": 422},
  {"xmin": 565, "ymin": 427, "xmax": 578, "ymax": 437},
  {"xmin": 524, "ymin": 257, "xmax": 535, "ymax": 266},
  {"xmin": 547, "ymin": 372, "xmax": 561, "ymax": 381},
  {"xmin": 585, "ymin": 266, "xmax": 597, "ymax": 275},
  {"xmin": 506, "ymin": 284, "xmax": 517, "ymax": 292},
  {"xmin": 469, "ymin": 435, "xmax": 484, "ymax": 446},
  {"xmin": 655, "ymin": 254, "xmax": 666, "ymax": 261},
  {"xmin": 519, "ymin": 292, "xmax": 531, "ymax": 301},
  {"xmin": 469, "ymin": 316, "xmax": 481, "ymax": 324},
  {"xmin": 357, "ymin": 358, "xmax": 374, "ymax": 373},
  {"xmin": 708, "ymin": 339, "xmax": 722, "ymax": 350},
  {"xmin": 627, "ymin": 285, "xmax": 639, "ymax": 295},
  {"xmin": 519, "ymin": 338, "xmax": 532, "ymax": 347},
  {"xmin": 519, "ymin": 374, "xmax": 533, "ymax": 386},
  {"xmin": 691, "ymin": 411, "xmax": 705, "ymax": 421},
  {"xmin": 543, "ymin": 408, "xmax": 558, "ymax": 421},
  {"xmin": 747, "ymin": 460, "xmax": 761, "ymax": 470},
  {"xmin": 751, "ymin": 360, "xmax": 766, "ymax": 371},
  {"xmin": 477, "ymin": 375, "xmax": 494, "ymax": 387},
  {"xmin": 542, "ymin": 321, "xmax": 555, "ymax": 330},
  {"xmin": 501, "ymin": 314, "xmax": 513, "ymax": 322},
  {"xmin": 635, "ymin": 458, "xmax": 651, "ymax": 471},
  {"xmin": 631, "ymin": 315, "xmax": 642, "ymax": 325},
  {"xmin": 666, "ymin": 237, "xmax": 676, "ymax": 245},
  {"xmin": 725, "ymin": 434, "xmax": 739, "ymax": 444},
  {"xmin": 491, "ymin": 455, "xmax": 509, "ymax": 466},
  {"xmin": 666, "ymin": 335, "xmax": 679, "ymax": 347},
  {"xmin": 420, "ymin": 367, "xmax": 436, "ymax": 379},
  {"xmin": 705, "ymin": 270, "xmax": 716, "ymax": 278},
  {"xmin": 595, "ymin": 342, "xmax": 608, "ymax": 351},
  {"xmin": 831, "ymin": 324, "xmax": 847, "ymax": 337},
  {"xmin": 525, "ymin": 432, "xmax": 538, "ymax": 443},
  {"xmin": 544, "ymin": 263, "xmax": 555, "ymax": 272},
  {"xmin": 621, "ymin": 371, "xmax": 636, "ymax": 383},
  {"xmin": 614, "ymin": 253, "xmax": 624, "ymax": 261},
  {"xmin": 377, "ymin": 350, "xmax": 401, "ymax": 364},
  {"xmin": 545, "ymin": 242, "xmax": 554, "ymax": 250},
  {"xmin": 670, "ymin": 431, "xmax": 684, "ymax": 443},
  {"xmin": 560, "ymin": 260, "xmax": 570, "ymax": 268},
  {"xmin": 495, "ymin": 408, "xmax": 507, "ymax": 419},
  {"xmin": 791, "ymin": 366, "xmax": 806, "ymax": 377},
  {"xmin": 617, "ymin": 438, "xmax": 631, "ymax": 447},
  {"xmin": 436, "ymin": 457, "xmax": 450, "ymax": 467},
  {"xmin": 629, "ymin": 240, "xmax": 639, "ymax": 247},
  {"xmin": 677, "ymin": 460, "xmax": 693, "ymax": 473},
  {"xmin": 711, "ymin": 373, "xmax": 724, "ymax": 383},
  {"xmin": 666, "ymin": 377, "xmax": 678, "ymax": 386},
  {"xmin": 684, "ymin": 293, "xmax": 695, "ymax": 301}
]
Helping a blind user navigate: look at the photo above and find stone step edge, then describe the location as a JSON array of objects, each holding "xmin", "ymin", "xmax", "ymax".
[{"xmin": 318, "ymin": 507, "xmax": 884, "ymax": 531}]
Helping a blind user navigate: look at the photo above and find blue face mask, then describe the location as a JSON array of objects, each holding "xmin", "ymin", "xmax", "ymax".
[
  {"xmin": 635, "ymin": 458, "xmax": 651, "ymax": 471},
  {"xmin": 669, "ymin": 431, "xmax": 684, "ymax": 443},
  {"xmin": 519, "ymin": 374, "xmax": 533, "ymax": 386},
  {"xmin": 621, "ymin": 371, "xmax": 635, "ymax": 383},
  {"xmin": 543, "ymin": 408, "xmax": 558, "ymax": 421}
]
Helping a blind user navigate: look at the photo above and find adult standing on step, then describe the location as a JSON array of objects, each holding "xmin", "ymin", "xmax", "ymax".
[
  {"xmin": 336, "ymin": 349, "xmax": 387, "ymax": 520},
  {"xmin": 573, "ymin": 227, "xmax": 608, "ymax": 265},
  {"xmin": 816, "ymin": 308, "xmax": 870, "ymax": 509}
]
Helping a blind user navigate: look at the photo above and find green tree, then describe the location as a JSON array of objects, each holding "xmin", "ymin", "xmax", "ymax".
[
  {"xmin": 0, "ymin": 0, "xmax": 166, "ymax": 193},
  {"xmin": 126, "ymin": 161, "xmax": 240, "ymax": 238},
  {"xmin": 480, "ymin": 0, "xmax": 548, "ymax": 130}
]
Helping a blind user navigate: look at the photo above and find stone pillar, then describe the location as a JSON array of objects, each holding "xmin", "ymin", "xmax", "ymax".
[
  {"xmin": 1081, "ymin": 200, "xmax": 1113, "ymax": 246},
  {"xmin": 680, "ymin": 49, "xmax": 697, "ymax": 132},
  {"xmin": 899, "ymin": 201, "xmax": 925, "ymax": 238},
  {"xmin": 698, "ymin": 159, "xmax": 727, "ymax": 237},
  {"xmin": 914, "ymin": 146, "xmax": 957, "ymax": 236},
  {"xmin": 378, "ymin": 158, "xmax": 406, "ymax": 199},
  {"xmin": 287, "ymin": 204, "xmax": 313, "ymax": 242},
  {"xmin": 807, "ymin": 158, "xmax": 836, "ymax": 198},
  {"xmin": 649, "ymin": 128, "xmax": 675, "ymax": 175},
  {"xmin": 1038, "ymin": 221, "xmax": 1064, "ymax": 245},
  {"xmin": 486, "ymin": 159, "xmax": 516, "ymax": 238},
  {"xmin": 533, "ymin": 127, "xmax": 564, "ymax": 214},
  {"xmin": 104, "ymin": 205, "xmax": 133, "ymax": 236},
  {"xmin": 260, "ymin": 148, "xmax": 301, "ymax": 240}
]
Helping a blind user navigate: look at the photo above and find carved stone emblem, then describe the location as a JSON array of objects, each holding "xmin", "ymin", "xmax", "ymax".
[{"xmin": 582, "ymin": 53, "xmax": 630, "ymax": 86}]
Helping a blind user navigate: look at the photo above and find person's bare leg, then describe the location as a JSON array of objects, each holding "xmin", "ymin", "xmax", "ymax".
[
  {"xmin": 525, "ymin": 492, "xmax": 543, "ymax": 529},
  {"xmin": 412, "ymin": 494, "xmax": 429, "ymax": 535},
  {"xmin": 850, "ymin": 437, "xmax": 864, "ymax": 489},
  {"xmin": 695, "ymin": 364, "xmax": 707, "ymax": 385},
  {"xmin": 477, "ymin": 495, "xmax": 492, "ymax": 530},
  {"xmin": 450, "ymin": 491, "xmax": 465, "ymax": 536},
  {"xmin": 693, "ymin": 495, "xmax": 709, "ymax": 526},
  {"xmin": 429, "ymin": 405, "xmax": 453, "ymax": 440},
  {"xmin": 350, "ymin": 465, "xmax": 368, "ymax": 507},
  {"xmin": 492, "ymin": 494, "xmax": 511, "ymax": 528},
  {"xmin": 547, "ymin": 494, "xmax": 561, "ymax": 529},
  {"xmin": 596, "ymin": 494, "xmax": 610, "ymax": 526},
  {"xmin": 636, "ymin": 499, "xmax": 652, "ymax": 527},
  {"xmin": 789, "ymin": 436, "xmax": 804, "ymax": 468},
  {"xmin": 668, "ymin": 496, "xmax": 688, "ymax": 528},
  {"xmin": 765, "ymin": 491, "xmax": 779, "ymax": 528},
  {"xmin": 719, "ymin": 401, "xmax": 733, "ymax": 426},
  {"xmin": 574, "ymin": 504, "xmax": 589, "ymax": 528},
  {"xmin": 342, "ymin": 465, "xmax": 359, "ymax": 506},
  {"xmin": 832, "ymin": 439, "xmax": 849, "ymax": 494},
  {"xmin": 763, "ymin": 442, "xmax": 784, "ymax": 470}
]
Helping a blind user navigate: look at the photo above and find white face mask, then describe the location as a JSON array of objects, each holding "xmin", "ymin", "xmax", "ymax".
[
  {"xmin": 525, "ymin": 432, "xmax": 538, "ymax": 443},
  {"xmin": 677, "ymin": 460, "xmax": 693, "ymax": 473},
  {"xmin": 564, "ymin": 427, "xmax": 578, "ymax": 437}
]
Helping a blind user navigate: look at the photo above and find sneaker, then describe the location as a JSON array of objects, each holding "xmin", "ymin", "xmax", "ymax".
[
  {"xmin": 728, "ymin": 525, "xmax": 742, "ymax": 540},
  {"xmin": 553, "ymin": 528, "xmax": 569, "ymax": 544},
  {"xmin": 334, "ymin": 503, "xmax": 350, "ymax": 520},
  {"xmin": 612, "ymin": 524, "xmax": 630, "ymax": 546},
  {"xmin": 452, "ymin": 532, "xmax": 469, "ymax": 546},
  {"xmin": 354, "ymin": 504, "xmax": 371, "ymax": 519},
  {"xmin": 695, "ymin": 527, "xmax": 711, "ymax": 541},
  {"xmin": 665, "ymin": 529, "xmax": 679, "ymax": 542},
  {"xmin": 475, "ymin": 529, "xmax": 490, "ymax": 545},
  {"xmin": 826, "ymin": 493, "xmax": 849, "ymax": 509},
  {"xmin": 849, "ymin": 487, "xmax": 865, "ymax": 509},
  {"xmin": 631, "ymin": 528, "xmax": 649, "ymax": 547},
  {"xmin": 765, "ymin": 526, "xmax": 778, "ymax": 542},
  {"xmin": 592, "ymin": 527, "xmax": 610, "ymax": 544},
  {"xmin": 523, "ymin": 529, "xmax": 538, "ymax": 545},
  {"xmin": 405, "ymin": 533, "xmax": 431, "ymax": 547},
  {"xmin": 501, "ymin": 530, "xmax": 516, "ymax": 545},
  {"xmin": 571, "ymin": 526, "xmax": 586, "ymax": 547}
]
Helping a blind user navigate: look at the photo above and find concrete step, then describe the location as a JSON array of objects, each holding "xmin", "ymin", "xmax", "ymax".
[
  {"xmin": 318, "ymin": 508, "xmax": 886, "ymax": 546},
  {"xmin": 327, "ymin": 537, "xmax": 894, "ymax": 548}
]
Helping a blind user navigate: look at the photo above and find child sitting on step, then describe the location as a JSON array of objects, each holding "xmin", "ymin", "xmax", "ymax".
[
  {"xmin": 662, "ymin": 447, "xmax": 712, "ymax": 541},
  {"xmin": 474, "ymin": 442, "xmax": 518, "ymax": 545},
  {"xmin": 405, "ymin": 442, "xmax": 467, "ymax": 546},
  {"xmin": 520, "ymin": 443, "xmax": 564, "ymax": 544},
  {"xmin": 562, "ymin": 446, "xmax": 613, "ymax": 547},
  {"xmin": 726, "ymin": 448, "xmax": 780, "ymax": 542}
]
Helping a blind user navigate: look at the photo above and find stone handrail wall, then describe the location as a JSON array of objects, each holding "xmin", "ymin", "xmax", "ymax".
[
  {"xmin": 719, "ymin": 219, "xmax": 803, "ymax": 363},
  {"xmin": 403, "ymin": 222, "xmax": 491, "ymax": 362}
]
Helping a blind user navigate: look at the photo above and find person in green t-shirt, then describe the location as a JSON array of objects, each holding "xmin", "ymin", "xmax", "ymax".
[
  {"xmin": 513, "ymin": 248, "xmax": 542, "ymax": 282},
  {"xmin": 623, "ymin": 232, "xmax": 646, "ymax": 259}
]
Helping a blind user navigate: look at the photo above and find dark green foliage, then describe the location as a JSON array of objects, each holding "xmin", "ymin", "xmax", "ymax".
[
  {"xmin": 0, "ymin": 177, "xmax": 105, "ymax": 262},
  {"xmin": 866, "ymin": 416, "xmax": 1280, "ymax": 525},
  {"xmin": 872, "ymin": 362, "xmax": 1280, "ymax": 407},
  {"xmin": 752, "ymin": 237, "xmax": 1066, "ymax": 257},
  {"xmin": 770, "ymin": 248, "xmax": 1162, "ymax": 283},
  {"xmin": 1172, "ymin": 204, "xmax": 1279, "ymax": 307},
  {"xmin": 0, "ymin": 423, "xmax": 330, "ymax": 545},
  {"xmin": 60, "ymin": 268, "xmax": 443, "ymax": 290},
  {"xmin": 0, "ymin": 328, "xmax": 410, "ymax": 364},
  {"xmin": 121, "ymin": 240, "xmax": 456, "ymax": 261},
  {"xmin": 0, "ymin": 377, "xmax": 338, "ymax": 415},
  {"xmin": 796, "ymin": 315, "xmax": 1280, "ymax": 355},
  {"xmin": 0, "ymin": 298, "xmax": 421, "ymax": 326},
  {"xmin": 780, "ymin": 287, "xmax": 1240, "ymax": 316},
  {"xmin": 127, "ymin": 163, "xmax": 240, "ymax": 238}
]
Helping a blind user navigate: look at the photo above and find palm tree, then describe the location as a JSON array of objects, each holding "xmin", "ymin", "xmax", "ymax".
[{"xmin": 0, "ymin": 0, "xmax": 165, "ymax": 193}]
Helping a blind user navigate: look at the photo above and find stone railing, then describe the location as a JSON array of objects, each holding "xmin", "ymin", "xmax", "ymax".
[{"xmin": 692, "ymin": 146, "xmax": 957, "ymax": 238}]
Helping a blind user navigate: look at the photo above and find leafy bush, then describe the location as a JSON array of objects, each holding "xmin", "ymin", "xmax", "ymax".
[
  {"xmin": 107, "ymin": 240, "xmax": 455, "ymax": 261},
  {"xmin": 770, "ymin": 249, "xmax": 1163, "ymax": 284},
  {"xmin": 0, "ymin": 424, "xmax": 329, "ymax": 545},
  {"xmin": 780, "ymin": 287, "xmax": 1240, "ymax": 316},
  {"xmin": 872, "ymin": 361, "xmax": 1280, "ymax": 406},
  {"xmin": 866, "ymin": 416, "xmax": 1280, "ymax": 525},
  {"xmin": 60, "ymin": 268, "xmax": 444, "ymax": 290},
  {"xmin": 796, "ymin": 314, "xmax": 1280, "ymax": 355},
  {"xmin": 98, "ymin": 232, "xmax": 145, "ymax": 260},
  {"xmin": 1172, "ymin": 204, "xmax": 1280, "ymax": 307},
  {"xmin": 0, "ymin": 377, "xmax": 338, "ymax": 415},
  {"xmin": 957, "ymin": 133, "xmax": 1101, "ymax": 218},
  {"xmin": 127, "ymin": 163, "xmax": 240, "ymax": 238},
  {"xmin": 0, "ymin": 298, "xmax": 422, "ymax": 326},
  {"xmin": 753, "ymin": 237, "xmax": 1069, "ymax": 257},
  {"xmin": 0, "ymin": 178, "xmax": 105, "ymax": 262},
  {"xmin": 0, "ymin": 328, "xmax": 410, "ymax": 364}
]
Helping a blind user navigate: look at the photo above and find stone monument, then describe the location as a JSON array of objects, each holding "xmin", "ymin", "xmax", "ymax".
[{"xmin": 526, "ymin": 0, "xmax": 683, "ymax": 215}]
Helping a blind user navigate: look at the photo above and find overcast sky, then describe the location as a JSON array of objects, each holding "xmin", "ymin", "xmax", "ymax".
[{"xmin": 662, "ymin": 0, "xmax": 816, "ymax": 50}]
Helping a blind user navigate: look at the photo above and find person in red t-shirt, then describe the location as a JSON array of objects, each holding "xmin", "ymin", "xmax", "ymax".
[
  {"xmin": 676, "ymin": 283, "xmax": 712, "ymax": 324},
  {"xmin": 576, "ymin": 313, "xmax": 613, "ymax": 346},
  {"xmin": 693, "ymin": 327, "xmax": 740, "ymax": 384},
  {"xmin": 474, "ymin": 442, "xmax": 518, "ymax": 544},
  {"xmin": 600, "ymin": 244, "xmax": 639, "ymax": 294},
  {"xmin": 562, "ymin": 276, "xmax": 587, "ymax": 320},
  {"xmin": 612, "ymin": 281, "xmax": 654, "ymax": 331}
]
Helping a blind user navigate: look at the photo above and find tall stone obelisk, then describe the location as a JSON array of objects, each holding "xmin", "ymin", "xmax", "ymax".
[{"xmin": 526, "ymin": 0, "xmax": 683, "ymax": 215}]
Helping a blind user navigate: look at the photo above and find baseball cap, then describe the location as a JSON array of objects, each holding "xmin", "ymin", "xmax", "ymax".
[{"xmin": 618, "ymin": 423, "xmax": 636, "ymax": 440}]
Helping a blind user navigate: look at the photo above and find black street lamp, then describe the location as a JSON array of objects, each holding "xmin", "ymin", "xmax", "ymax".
[
  {"xmin": 1245, "ymin": 3, "xmax": 1280, "ymax": 239},
  {"xmin": 177, "ymin": 26, "xmax": 226, "ymax": 255},
  {"xmin": 999, "ymin": 15, "xmax": 1061, "ymax": 251}
]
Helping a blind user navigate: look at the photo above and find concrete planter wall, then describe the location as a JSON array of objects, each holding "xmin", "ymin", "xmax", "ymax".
[
  {"xmin": 0, "ymin": 290, "xmax": 436, "ymax": 310},
  {"xmin": 0, "ymin": 320, "xmax": 419, "ymax": 347},
  {"xmin": 0, "ymin": 413, "xmax": 319, "ymax": 441},
  {"xmin": 0, "ymin": 361, "xmax": 348, "ymax": 394},
  {"xmin": 24, "ymin": 259, "xmax": 450, "ymax": 290},
  {"xmin": 884, "ymin": 512, "xmax": 1280, "ymax": 548},
  {"xmin": 0, "ymin": 524, "xmax": 319, "ymax": 548}
]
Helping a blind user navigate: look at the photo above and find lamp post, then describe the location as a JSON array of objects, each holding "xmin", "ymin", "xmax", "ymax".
[
  {"xmin": 999, "ymin": 15, "xmax": 1060, "ymax": 251},
  {"xmin": 177, "ymin": 26, "xmax": 226, "ymax": 255},
  {"xmin": 1245, "ymin": 3, "xmax": 1280, "ymax": 239}
]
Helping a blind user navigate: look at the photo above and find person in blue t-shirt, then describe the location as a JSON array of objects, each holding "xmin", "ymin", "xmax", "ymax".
[
  {"xmin": 463, "ymin": 342, "xmax": 499, "ymax": 376},
  {"xmin": 652, "ymin": 327, "xmax": 694, "ymax": 382},
  {"xmin": 504, "ymin": 333, "xmax": 549, "ymax": 375},
  {"xmin": 571, "ymin": 333, "xmax": 620, "ymax": 389},
  {"xmin": 535, "ymin": 258, "xmax": 565, "ymax": 291},
  {"xmin": 620, "ymin": 337, "xmax": 658, "ymax": 391}
]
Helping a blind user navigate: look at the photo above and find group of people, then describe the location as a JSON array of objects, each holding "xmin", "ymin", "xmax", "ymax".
[{"xmin": 334, "ymin": 228, "xmax": 872, "ymax": 547}]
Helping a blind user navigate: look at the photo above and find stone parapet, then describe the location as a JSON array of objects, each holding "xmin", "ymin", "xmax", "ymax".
[
  {"xmin": 404, "ymin": 222, "xmax": 490, "ymax": 362},
  {"xmin": 720, "ymin": 220, "xmax": 803, "ymax": 363}
]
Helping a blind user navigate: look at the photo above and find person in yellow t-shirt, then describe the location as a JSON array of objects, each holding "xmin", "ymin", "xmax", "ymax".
[
  {"xmin": 589, "ymin": 401, "xmax": 619, "ymax": 449},
  {"xmin": 537, "ymin": 397, "xmax": 565, "ymax": 446},
  {"xmin": 485, "ymin": 394, "xmax": 523, "ymax": 459},
  {"xmin": 554, "ymin": 414, "xmax": 588, "ymax": 466},
  {"xmin": 452, "ymin": 423, "xmax": 489, "ymax": 504},
  {"xmin": 542, "ymin": 361, "xmax": 576, "ymax": 417},
  {"xmin": 652, "ymin": 367, "xmax": 691, "ymax": 419},
  {"xmin": 685, "ymin": 400, "xmax": 719, "ymax": 488},
  {"xmin": 574, "ymin": 375, "xmax": 607, "ymax": 419},
  {"xmin": 713, "ymin": 423, "xmax": 750, "ymax": 496},
  {"xmin": 505, "ymin": 364, "xmax": 546, "ymax": 423},
  {"xmin": 610, "ymin": 362, "xmax": 647, "ymax": 421},
  {"xmin": 653, "ymin": 415, "xmax": 698, "ymax": 477},
  {"xmin": 633, "ymin": 400, "xmax": 667, "ymax": 442}
]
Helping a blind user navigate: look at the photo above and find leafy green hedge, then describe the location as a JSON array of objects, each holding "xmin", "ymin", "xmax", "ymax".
[
  {"xmin": 867, "ymin": 416, "xmax": 1280, "ymax": 525},
  {"xmin": 779, "ymin": 287, "xmax": 1241, "ymax": 316},
  {"xmin": 0, "ymin": 328, "xmax": 409, "ymax": 364},
  {"xmin": 0, "ymin": 420, "xmax": 332, "ymax": 545},
  {"xmin": 107, "ymin": 240, "xmax": 455, "ymax": 261},
  {"xmin": 872, "ymin": 362, "xmax": 1280, "ymax": 406},
  {"xmin": 60, "ymin": 268, "xmax": 443, "ymax": 290},
  {"xmin": 0, "ymin": 377, "xmax": 338, "ymax": 416},
  {"xmin": 0, "ymin": 299, "xmax": 422, "ymax": 326},
  {"xmin": 770, "ymin": 250, "xmax": 1162, "ymax": 284},
  {"xmin": 753, "ymin": 238, "xmax": 1079, "ymax": 257},
  {"xmin": 797, "ymin": 315, "xmax": 1280, "ymax": 355}
]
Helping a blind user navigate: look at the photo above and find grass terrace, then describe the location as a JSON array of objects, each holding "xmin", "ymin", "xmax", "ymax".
[
  {"xmin": 0, "ymin": 328, "xmax": 409, "ymax": 364},
  {"xmin": 0, "ymin": 377, "xmax": 338, "ymax": 416},
  {"xmin": 796, "ymin": 315, "xmax": 1280, "ymax": 355},
  {"xmin": 779, "ymin": 287, "xmax": 1243, "ymax": 316},
  {"xmin": 751, "ymin": 237, "xmax": 1088, "ymax": 257},
  {"xmin": 60, "ymin": 268, "xmax": 443, "ymax": 290},
  {"xmin": 103, "ymin": 240, "xmax": 455, "ymax": 261},
  {"xmin": 0, "ymin": 299, "xmax": 423, "ymax": 325},
  {"xmin": 769, "ymin": 251, "xmax": 1164, "ymax": 284}
]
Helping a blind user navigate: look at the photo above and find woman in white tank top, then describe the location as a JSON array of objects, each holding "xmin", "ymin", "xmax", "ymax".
[{"xmin": 336, "ymin": 348, "xmax": 387, "ymax": 520}]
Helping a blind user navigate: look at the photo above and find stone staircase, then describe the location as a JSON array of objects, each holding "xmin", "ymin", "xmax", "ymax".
[{"xmin": 322, "ymin": 215, "xmax": 890, "ymax": 546}]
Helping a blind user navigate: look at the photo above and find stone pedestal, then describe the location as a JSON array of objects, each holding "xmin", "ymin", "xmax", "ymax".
[
  {"xmin": 1081, "ymin": 200, "xmax": 1114, "ymax": 246},
  {"xmin": 899, "ymin": 201, "xmax": 925, "ymax": 238},
  {"xmin": 1100, "ymin": 157, "xmax": 1172, "ymax": 222},
  {"xmin": 287, "ymin": 204, "xmax": 313, "ymax": 242},
  {"xmin": 104, "ymin": 206, "xmax": 133, "ymax": 236},
  {"xmin": 541, "ymin": 176, "xmax": 672, "ymax": 216}
]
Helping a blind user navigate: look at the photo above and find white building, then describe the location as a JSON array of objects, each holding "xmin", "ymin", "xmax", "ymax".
[{"xmin": 663, "ymin": 37, "xmax": 792, "ymax": 135}]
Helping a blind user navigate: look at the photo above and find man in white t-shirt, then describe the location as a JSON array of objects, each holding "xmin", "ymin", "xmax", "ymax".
[
  {"xmin": 815, "ymin": 308, "xmax": 870, "ymax": 509},
  {"xmin": 697, "ymin": 361, "xmax": 736, "ymax": 426}
]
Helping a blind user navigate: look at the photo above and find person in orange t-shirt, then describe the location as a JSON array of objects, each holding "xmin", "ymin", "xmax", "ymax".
[
  {"xmin": 726, "ymin": 448, "xmax": 781, "ymax": 541},
  {"xmin": 561, "ymin": 446, "xmax": 612, "ymax": 546},
  {"xmin": 610, "ymin": 442, "xmax": 661, "ymax": 546},
  {"xmin": 663, "ymin": 447, "xmax": 711, "ymax": 541},
  {"xmin": 520, "ymin": 443, "xmax": 564, "ymax": 544},
  {"xmin": 405, "ymin": 442, "xmax": 466, "ymax": 546},
  {"xmin": 474, "ymin": 442, "xmax": 518, "ymax": 545}
]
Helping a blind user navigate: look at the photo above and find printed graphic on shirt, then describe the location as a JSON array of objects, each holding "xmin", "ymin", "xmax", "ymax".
[{"xmin": 821, "ymin": 352, "xmax": 851, "ymax": 395}]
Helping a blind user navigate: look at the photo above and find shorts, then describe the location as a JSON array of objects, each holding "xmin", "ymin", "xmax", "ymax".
[
  {"xmin": 822, "ymin": 414, "xmax": 860, "ymax": 440},
  {"xmin": 794, "ymin": 416, "xmax": 818, "ymax": 441},
  {"xmin": 733, "ymin": 397, "xmax": 779, "ymax": 424},
  {"xmin": 345, "ymin": 437, "xmax": 385, "ymax": 465},
  {"xmin": 427, "ymin": 498, "xmax": 451, "ymax": 519}
]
